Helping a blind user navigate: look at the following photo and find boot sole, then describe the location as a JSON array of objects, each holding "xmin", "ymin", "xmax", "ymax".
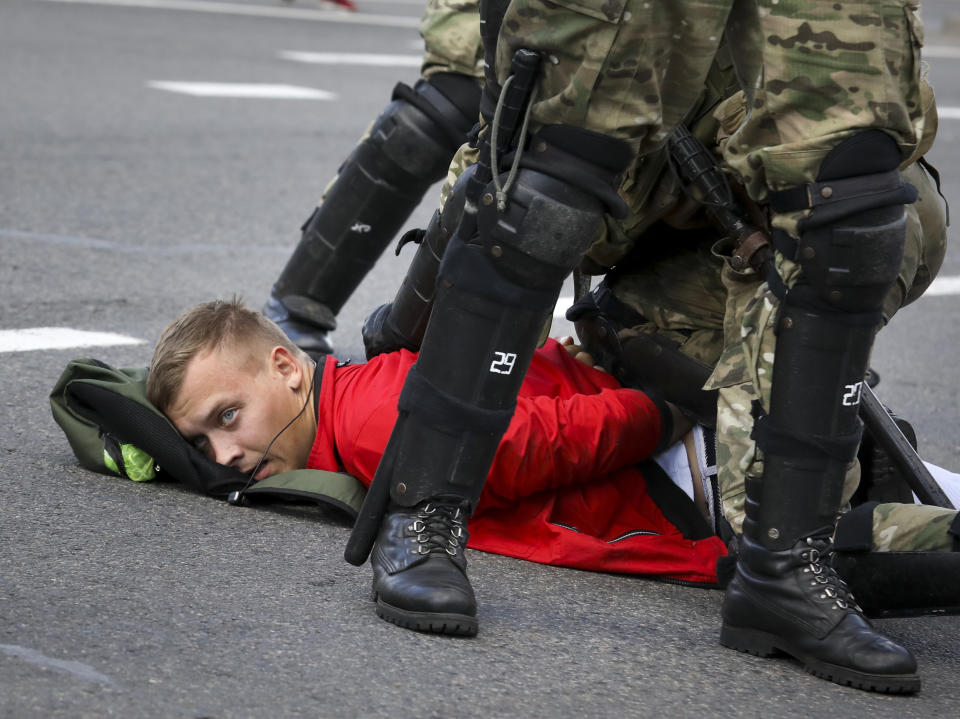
[
  {"xmin": 375, "ymin": 596, "xmax": 478, "ymax": 637},
  {"xmin": 720, "ymin": 624, "xmax": 921, "ymax": 694}
]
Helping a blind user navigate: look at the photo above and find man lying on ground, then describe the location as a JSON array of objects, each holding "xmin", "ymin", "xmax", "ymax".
[
  {"xmin": 146, "ymin": 297, "xmax": 728, "ymax": 588},
  {"xmin": 145, "ymin": 299, "xmax": 960, "ymax": 619}
]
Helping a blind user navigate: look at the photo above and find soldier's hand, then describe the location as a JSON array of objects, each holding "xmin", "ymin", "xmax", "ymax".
[{"xmin": 558, "ymin": 336, "xmax": 605, "ymax": 372}]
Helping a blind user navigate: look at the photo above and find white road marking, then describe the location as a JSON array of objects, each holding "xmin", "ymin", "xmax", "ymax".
[
  {"xmin": 279, "ymin": 51, "xmax": 421, "ymax": 67},
  {"xmin": 0, "ymin": 328, "xmax": 145, "ymax": 353},
  {"xmin": 147, "ymin": 81, "xmax": 335, "ymax": 99},
  {"xmin": 937, "ymin": 107, "xmax": 960, "ymax": 120},
  {"xmin": 0, "ymin": 645, "xmax": 116, "ymax": 687},
  {"xmin": 0, "ymin": 227, "xmax": 289, "ymax": 255},
  {"xmin": 35, "ymin": 0, "xmax": 420, "ymax": 27},
  {"xmin": 926, "ymin": 275, "xmax": 960, "ymax": 297}
]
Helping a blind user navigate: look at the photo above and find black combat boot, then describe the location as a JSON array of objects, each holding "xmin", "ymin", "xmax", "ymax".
[
  {"xmin": 721, "ymin": 130, "xmax": 922, "ymax": 693},
  {"xmin": 371, "ymin": 501, "xmax": 477, "ymax": 636},
  {"xmin": 722, "ymin": 527, "xmax": 919, "ymax": 692},
  {"xmin": 263, "ymin": 294, "xmax": 336, "ymax": 359}
]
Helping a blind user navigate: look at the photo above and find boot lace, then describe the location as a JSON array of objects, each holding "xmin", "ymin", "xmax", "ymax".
[
  {"xmin": 407, "ymin": 503, "xmax": 466, "ymax": 557},
  {"xmin": 800, "ymin": 535, "xmax": 862, "ymax": 613}
]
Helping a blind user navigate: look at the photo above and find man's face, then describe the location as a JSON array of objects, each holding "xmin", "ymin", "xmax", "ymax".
[{"xmin": 166, "ymin": 343, "xmax": 315, "ymax": 480}]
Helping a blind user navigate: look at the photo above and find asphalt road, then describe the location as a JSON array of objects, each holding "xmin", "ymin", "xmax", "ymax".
[{"xmin": 2, "ymin": 0, "xmax": 959, "ymax": 716}]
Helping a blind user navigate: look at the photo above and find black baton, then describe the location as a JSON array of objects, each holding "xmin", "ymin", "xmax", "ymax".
[{"xmin": 859, "ymin": 383, "xmax": 955, "ymax": 509}]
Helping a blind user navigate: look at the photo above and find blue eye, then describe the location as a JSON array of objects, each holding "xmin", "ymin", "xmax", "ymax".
[
  {"xmin": 220, "ymin": 408, "xmax": 237, "ymax": 426},
  {"xmin": 191, "ymin": 435, "xmax": 208, "ymax": 450}
]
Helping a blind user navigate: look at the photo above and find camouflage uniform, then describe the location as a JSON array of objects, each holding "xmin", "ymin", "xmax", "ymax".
[
  {"xmin": 606, "ymin": 81, "xmax": 950, "ymax": 552},
  {"xmin": 436, "ymin": 0, "xmax": 949, "ymax": 552},
  {"xmin": 420, "ymin": 0, "xmax": 485, "ymax": 81},
  {"xmin": 319, "ymin": 0, "xmax": 484, "ymax": 203}
]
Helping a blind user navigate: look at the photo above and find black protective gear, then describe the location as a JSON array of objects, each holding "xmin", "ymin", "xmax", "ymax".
[
  {"xmin": 361, "ymin": 164, "xmax": 472, "ymax": 359},
  {"xmin": 721, "ymin": 131, "xmax": 921, "ymax": 693},
  {"xmin": 567, "ymin": 281, "xmax": 719, "ymax": 428},
  {"xmin": 265, "ymin": 74, "xmax": 481, "ymax": 355},
  {"xmin": 262, "ymin": 295, "xmax": 336, "ymax": 358},
  {"xmin": 750, "ymin": 131, "xmax": 915, "ymax": 550},
  {"xmin": 380, "ymin": 150, "xmax": 625, "ymax": 511},
  {"xmin": 346, "ymin": 123, "xmax": 630, "ymax": 641},
  {"xmin": 831, "ymin": 502, "xmax": 960, "ymax": 618},
  {"xmin": 721, "ymin": 529, "xmax": 920, "ymax": 693},
  {"xmin": 371, "ymin": 501, "xmax": 477, "ymax": 636},
  {"xmin": 833, "ymin": 549, "xmax": 960, "ymax": 618}
]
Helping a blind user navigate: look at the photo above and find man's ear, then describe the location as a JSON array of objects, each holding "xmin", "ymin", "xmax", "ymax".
[{"xmin": 270, "ymin": 346, "xmax": 303, "ymax": 390}]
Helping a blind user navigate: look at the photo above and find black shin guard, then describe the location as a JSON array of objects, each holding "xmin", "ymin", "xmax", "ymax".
[
  {"xmin": 269, "ymin": 75, "xmax": 480, "ymax": 330},
  {"xmin": 750, "ymin": 132, "xmax": 916, "ymax": 549},
  {"xmin": 721, "ymin": 133, "xmax": 921, "ymax": 694},
  {"xmin": 833, "ymin": 550, "xmax": 960, "ymax": 617},
  {"xmin": 385, "ymin": 165, "xmax": 612, "ymax": 508},
  {"xmin": 361, "ymin": 166, "xmax": 471, "ymax": 358},
  {"xmin": 346, "ymin": 134, "xmax": 629, "ymax": 564},
  {"xmin": 832, "ymin": 503, "xmax": 960, "ymax": 617}
]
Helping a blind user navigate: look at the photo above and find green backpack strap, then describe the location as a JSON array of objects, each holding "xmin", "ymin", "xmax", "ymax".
[{"xmin": 241, "ymin": 469, "xmax": 367, "ymax": 520}]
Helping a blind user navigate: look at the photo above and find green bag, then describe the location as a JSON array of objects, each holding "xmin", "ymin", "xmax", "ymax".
[{"xmin": 50, "ymin": 358, "xmax": 365, "ymax": 519}]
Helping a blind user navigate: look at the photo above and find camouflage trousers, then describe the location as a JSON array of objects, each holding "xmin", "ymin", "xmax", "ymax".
[
  {"xmin": 612, "ymin": 158, "xmax": 951, "ymax": 552},
  {"xmin": 492, "ymin": 0, "xmax": 925, "ymax": 204},
  {"xmin": 318, "ymin": 0, "xmax": 483, "ymax": 204},
  {"xmin": 420, "ymin": 0, "xmax": 484, "ymax": 81},
  {"xmin": 435, "ymin": 0, "xmax": 943, "ymax": 551}
]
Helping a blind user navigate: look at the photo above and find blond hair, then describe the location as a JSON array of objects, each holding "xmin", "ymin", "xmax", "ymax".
[{"xmin": 147, "ymin": 297, "xmax": 306, "ymax": 412}]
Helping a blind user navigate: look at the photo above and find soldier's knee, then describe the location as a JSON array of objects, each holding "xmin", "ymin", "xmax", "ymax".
[{"xmin": 770, "ymin": 130, "xmax": 919, "ymax": 315}]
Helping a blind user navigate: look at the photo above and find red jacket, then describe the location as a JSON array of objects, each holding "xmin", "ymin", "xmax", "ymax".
[{"xmin": 307, "ymin": 339, "xmax": 727, "ymax": 585}]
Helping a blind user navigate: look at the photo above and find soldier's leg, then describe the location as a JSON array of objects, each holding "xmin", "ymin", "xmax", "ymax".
[
  {"xmin": 831, "ymin": 502, "xmax": 960, "ymax": 617},
  {"xmin": 264, "ymin": 0, "xmax": 483, "ymax": 357},
  {"xmin": 360, "ymin": 148, "xmax": 475, "ymax": 358},
  {"xmin": 360, "ymin": 126, "xmax": 632, "ymax": 635},
  {"xmin": 347, "ymin": 0, "xmax": 740, "ymax": 634},
  {"xmin": 568, "ymin": 232, "xmax": 727, "ymax": 428},
  {"xmin": 717, "ymin": 0, "xmax": 925, "ymax": 693}
]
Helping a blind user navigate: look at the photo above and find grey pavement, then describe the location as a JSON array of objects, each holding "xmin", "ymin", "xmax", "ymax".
[{"xmin": 1, "ymin": 0, "xmax": 959, "ymax": 716}]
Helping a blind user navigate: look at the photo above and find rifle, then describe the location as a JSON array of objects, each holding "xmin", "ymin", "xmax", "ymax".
[{"xmin": 667, "ymin": 124, "xmax": 954, "ymax": 510}]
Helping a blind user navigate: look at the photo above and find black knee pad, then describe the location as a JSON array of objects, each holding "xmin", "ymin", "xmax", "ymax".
[
  {"xmin": 392, "ymin": 73, "xmax": 481, "ymax": 152},
  {"xmin": 272, "ymin": 77, "xmax": 480, "ymax": 317},
  {"xmin": 770, "ymin": 131, "xmax": 918, "ymax": 316},
  {"xmin": 368, "ymin": 77, "xmax": 477, "ymax": 185}
]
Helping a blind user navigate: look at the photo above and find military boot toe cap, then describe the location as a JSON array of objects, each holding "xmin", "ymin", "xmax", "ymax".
[{"xmin": 374, "ymin": 555, "xmax": 477, "ymax": 617}]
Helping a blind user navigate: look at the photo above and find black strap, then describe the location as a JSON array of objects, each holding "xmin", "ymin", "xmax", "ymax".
[
  {"xmin": 768, "ymin": 170, "xmax": 903, "ymax": 214},
  {"xmin": 751, "ymin": 400, "xmax": 863, "ymax": 463},
  {"xmin": 397, "ymin": 365, "xmax": 515, "ymax": 435},
  {"xmin": 639, "ymin": 459, "xmax": 715, "ymax": 542},
  {"xmin": 949, "ymin": 511, "xmax": 960, "ymax": 552},
  {"xmin": 312, "ymin": 361, "xmax": 323, "ymax": 423},
  {"xmin": 833, "ymin": 501, "xmax": 879, "ymax": 552}
]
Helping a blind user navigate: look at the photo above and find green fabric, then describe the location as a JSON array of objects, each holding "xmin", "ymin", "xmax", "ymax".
[
  {"xmin": 51, "ymin": 357, "xmax": 365, "ymax": 519},
  {"xmin": 50, "ymin": 359, "xmax": 159, "ymax": 475},
  {"xmin": 246, "ymin": 469, "xmax": 366, "ymax": 519},
  {"xmin": 104, "ymin": 443, "xmax": 157, "ymax": 482}
]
